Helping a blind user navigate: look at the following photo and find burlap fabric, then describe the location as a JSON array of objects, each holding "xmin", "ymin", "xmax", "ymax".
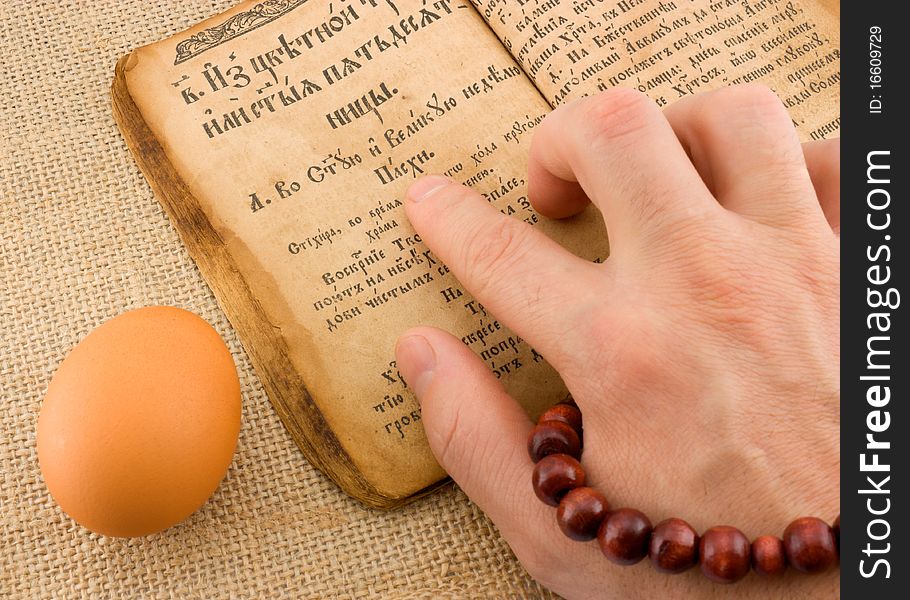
[{"xmin": 0, "ymin": 1, "xmax": 553, "ymax": 597}]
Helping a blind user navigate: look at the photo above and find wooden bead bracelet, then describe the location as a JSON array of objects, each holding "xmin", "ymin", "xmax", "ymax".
[{"xmin": 529, "ymin": 397, "xmax": 839, "ymax": 584}]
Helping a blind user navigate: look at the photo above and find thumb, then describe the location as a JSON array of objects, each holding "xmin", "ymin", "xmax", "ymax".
[{"xmin": 395, "ymin": 326, "xmax": 534, "ymax": 529}]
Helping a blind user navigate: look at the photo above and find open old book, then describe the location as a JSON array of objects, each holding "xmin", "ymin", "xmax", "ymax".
[{"xmin": 112, "ymin": 0, "xmax": 840, "ymax": 508}]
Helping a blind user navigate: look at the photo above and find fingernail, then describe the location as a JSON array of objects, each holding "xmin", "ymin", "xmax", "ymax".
[
  {"xmin": 407, "ymin": 175, "xmax": 451, "ymax": 203},
  {"xmin": 395, "ymin": 335, "xmax": 437, "ymax": 399}
]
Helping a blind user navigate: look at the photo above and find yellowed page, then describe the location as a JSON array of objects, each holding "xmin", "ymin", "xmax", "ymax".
[
  {"xmin": 471, "ymin": 0, "xmax": 840, "ymax": 139},
  {"xmin": 123, "ymin": 0, "xmax": 607, "ymax": 501}
]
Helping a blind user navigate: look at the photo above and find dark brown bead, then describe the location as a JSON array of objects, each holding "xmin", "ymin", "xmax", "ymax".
[
  {"xmin": 527, "ymin": 421, "xmax": 581, "ymax": 463},
  {"xmin": 532, "ymin": 454, "xmax": 585, "ymax": 506},
  {"xmin": 833, "ymin": 515, "xmax": 840, "ymax": 551},
  {"xmin": 539, "ymin": 403, "xmax": 584, "ymax": 440},
  {"xmin": 783, "ymin": 517, "xmax": 838, "ymax": 574},
  {"xmin": 649, "ymin": 518, "xmax": 699, "ymax": 573},
  {"xmin": 751, "ymin": 535, "xmax": 787, "ymax": 576},
  {"xmin": 557, "ymin": 487, "xmax": 609, "ymax": 541},
  {"xmin": 699, "ymin": 526, "xmax": 751, "ymax": 584},
  {"xmin": 597, "ymin": 508, "xmax": 652, "ymax": 565}
]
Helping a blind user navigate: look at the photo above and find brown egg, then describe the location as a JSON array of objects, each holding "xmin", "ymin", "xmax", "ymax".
[{"xmin": 37, "ymin": 307, "xmax": 241, "ymax": 537}]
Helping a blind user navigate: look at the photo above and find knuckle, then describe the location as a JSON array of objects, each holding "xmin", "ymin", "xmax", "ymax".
[
  {"xmin": 714, "ymin": 83, "xmax": 783, "ymax": 115},
  {"xmin": 429, "ymin": 397, "xmax": 477, "ymax": 478},
  {"xmin": 704, "ymin": 84, "xmax": 792, "ymax": 139},
  {"xmin": 459, "ymin": 217, "xmax": 531, "ymax": 296},
  {"xmin": 722, "ymin": 87, "xmax": 802, "ymax": 164},
  {"xmin": 429, "ymin": 393, "xmax": 464, "ymax": 468},
  {"xmin": 579, "ymin": 88, "xmax": 655, "ymax": 146},
  {"xmin": 428, "ymin": 391, "xmax": 520, "ymax": 494},
  {"xmin": 702, "ymin": 86, "xmax": 809, "ymax": 188}
]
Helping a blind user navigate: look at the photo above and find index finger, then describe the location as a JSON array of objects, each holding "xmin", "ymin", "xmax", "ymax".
[{"xmin": 404, "ymin": 175, "xmax": 600, "ymax": 368}]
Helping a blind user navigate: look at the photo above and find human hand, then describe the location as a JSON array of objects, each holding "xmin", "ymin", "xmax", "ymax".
[{"xmin": 395, "ymin": 85, "xmax": 839, "ymax": 599}]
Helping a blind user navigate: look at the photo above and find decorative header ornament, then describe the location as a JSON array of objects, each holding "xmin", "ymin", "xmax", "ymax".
[{"xmin": 174, "ymin": 0, "xmax": 309, "ymax": 65}]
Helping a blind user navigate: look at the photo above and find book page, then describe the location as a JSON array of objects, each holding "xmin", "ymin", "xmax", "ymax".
[
  {"xmin": 122, "ymin": 0, "xmax": 607, "ymax": 501},
  {"xmin": 470, "ymin": 0, "xmax": 840, "ymax": 140}
]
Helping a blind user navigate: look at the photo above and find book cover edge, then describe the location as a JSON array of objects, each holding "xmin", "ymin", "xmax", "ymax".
[{"xmin": 110, "ymin": 52, "xmax": 449, "ymax": 510}]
